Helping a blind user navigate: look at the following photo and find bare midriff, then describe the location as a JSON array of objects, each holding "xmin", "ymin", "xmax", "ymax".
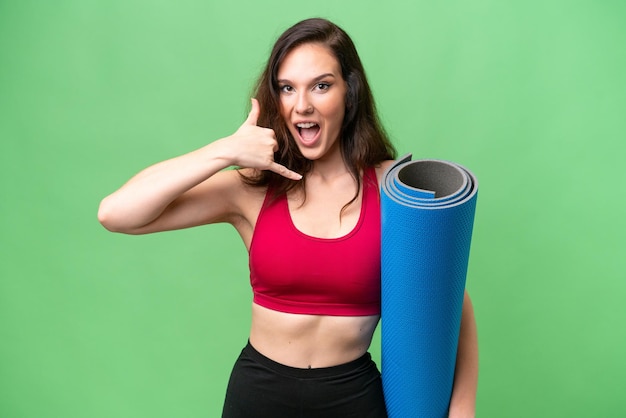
[{"xmin": 249, "ymin": 302, "xmax": 380, "ymax": 369}]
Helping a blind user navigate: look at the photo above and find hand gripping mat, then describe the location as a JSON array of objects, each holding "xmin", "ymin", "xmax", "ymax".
[{"xmin": 380, "ymin": 155, "xmax": 478, "ymax": 418}]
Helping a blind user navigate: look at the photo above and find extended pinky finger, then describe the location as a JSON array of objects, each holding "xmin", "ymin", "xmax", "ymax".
[{"xmin": 269, "ymin": 163, "xmax": 302, "ymax": 180}]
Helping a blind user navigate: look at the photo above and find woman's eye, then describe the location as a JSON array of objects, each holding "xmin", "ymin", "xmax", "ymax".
[
  {"xmin": 316, "ymin": 83, "xmax": 330, "ymax": 91},
  {"xmin": 280, "ymin": 85, "xmax": 294, "ymax": 93}
]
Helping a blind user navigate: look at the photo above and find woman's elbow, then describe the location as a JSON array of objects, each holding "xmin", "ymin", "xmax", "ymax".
[{"xmin": 97, "ymin": 197, "xmax": 130, "ymax": 233}]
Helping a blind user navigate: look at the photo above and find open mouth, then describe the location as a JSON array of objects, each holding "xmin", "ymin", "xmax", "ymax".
[{"xmin": 296, "ymin": 122, "xmax": 320, "ymax": 143}]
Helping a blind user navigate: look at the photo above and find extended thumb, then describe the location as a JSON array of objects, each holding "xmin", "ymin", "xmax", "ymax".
[{"xmin": 246, "ymin": 98, "xmax": 260, "ymax": 125}]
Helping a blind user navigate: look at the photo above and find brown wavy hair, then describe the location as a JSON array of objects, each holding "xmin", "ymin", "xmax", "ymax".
[{"xmin": 242, "ymin": 18, "xmax": 396, "ymax": 205}]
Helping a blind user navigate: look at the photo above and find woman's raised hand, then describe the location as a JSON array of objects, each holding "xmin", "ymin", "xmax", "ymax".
[
  {"xmin": 98, "ymin": 98, "xmax": 301, "ymax": 233},
  {"xmin": 227, "ymin": 98, "xmax": 302, "ymax": 180}
]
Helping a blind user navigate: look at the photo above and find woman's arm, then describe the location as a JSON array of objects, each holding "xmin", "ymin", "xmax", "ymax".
[
  {"xmin": 448, "ymin": 291, "xmax": 479, "ymax": 418},
  {"xmin": 97, "ymin": 99, "xmax": 301, "ymax": 234}
]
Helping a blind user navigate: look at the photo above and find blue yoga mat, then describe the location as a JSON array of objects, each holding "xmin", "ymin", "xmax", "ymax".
[{"xmin": 380, "ymin": 155, "xmax": 478, "ymax": 418}]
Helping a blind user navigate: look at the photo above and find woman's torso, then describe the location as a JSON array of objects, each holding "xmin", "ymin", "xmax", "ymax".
[{"xmin": 233, "ymin": 163, "xmax": 390, "ymax": 368}]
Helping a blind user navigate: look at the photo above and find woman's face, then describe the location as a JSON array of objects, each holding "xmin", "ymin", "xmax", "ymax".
[{"xmin": 277, "ymin": 43, "xmax": 347, "ymax": 162}]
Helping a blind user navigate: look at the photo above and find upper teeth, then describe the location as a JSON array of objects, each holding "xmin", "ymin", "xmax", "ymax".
[{"xmin": 297, "ymin": 123, "xmax": 317, "ymax": 128}]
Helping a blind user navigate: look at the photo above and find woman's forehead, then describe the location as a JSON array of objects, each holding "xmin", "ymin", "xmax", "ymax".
[{"xmin": 277, "ymin": 43, "xmax": 341, "ymax": 81}]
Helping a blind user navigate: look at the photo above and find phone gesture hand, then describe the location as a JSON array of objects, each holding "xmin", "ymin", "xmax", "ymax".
[{"xmin": 231, "ymin": 98, "xmax": 302, "ymax": 180}]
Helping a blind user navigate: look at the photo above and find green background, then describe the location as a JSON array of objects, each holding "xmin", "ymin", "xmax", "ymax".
[{"xmin": 1, "ymin": 1, "xmax": 625, "ymax": 417}]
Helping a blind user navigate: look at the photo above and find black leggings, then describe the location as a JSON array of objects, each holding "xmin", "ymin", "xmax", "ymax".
[{"xmin": 222, "ymin": 342, "xmax": 388, "ymax": 418}]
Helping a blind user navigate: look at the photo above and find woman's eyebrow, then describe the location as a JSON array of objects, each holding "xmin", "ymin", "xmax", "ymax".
[{"xmin": 277, "ymin": 73, "xmax": 336, "ymax": 84}]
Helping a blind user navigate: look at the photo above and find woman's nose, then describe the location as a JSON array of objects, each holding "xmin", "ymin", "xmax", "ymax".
[{"xmin": 295, "ymin": 94, "xmax": 313, "ymax": 114}]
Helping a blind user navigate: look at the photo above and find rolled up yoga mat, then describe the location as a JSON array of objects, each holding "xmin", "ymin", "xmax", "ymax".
[{"xmin": 380, "ymin": 154, "xmax": 478, "ymax": 418}]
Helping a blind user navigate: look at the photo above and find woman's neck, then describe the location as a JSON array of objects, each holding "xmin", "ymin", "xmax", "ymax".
[{"xmin": 308, "ymin": 143, "xmax": 350, "ymax": 182}]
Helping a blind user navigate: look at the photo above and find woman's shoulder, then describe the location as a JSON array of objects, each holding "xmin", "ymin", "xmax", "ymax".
[
  {"xmin": 232, "ymin": 167, "xmax": 270, "ymax": 201},
  {"xmin": 219, "ymin": 168, "xmax": 269, "ymax": 248},
  {"xmin": 373, "ymin": 160, "xmax": 396, "ymax": 185},
  {"xmin": 193, "ymin": 167, "xmax": 268, "ymax": 223}
]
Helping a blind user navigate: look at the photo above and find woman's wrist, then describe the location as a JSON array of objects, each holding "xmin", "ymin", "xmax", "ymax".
[
  {"xmin": 448, "ymin": 402, "xmax": 476, "ymax": 418},
  {"xmin": 198, "ymin": 137, "xmax": 240, "ymax": 169}
]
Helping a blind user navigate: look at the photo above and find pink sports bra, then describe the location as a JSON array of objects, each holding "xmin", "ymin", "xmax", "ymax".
[{"xmin": 249, "ymin": 167, "xmax": 381, "ymax": 316}]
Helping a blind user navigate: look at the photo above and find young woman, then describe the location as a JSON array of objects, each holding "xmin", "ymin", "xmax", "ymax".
[{"xmin": 98, "ymin": 18, "xmax": 478, "ymax": 417}]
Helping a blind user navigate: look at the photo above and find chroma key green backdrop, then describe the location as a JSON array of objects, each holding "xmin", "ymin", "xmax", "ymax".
[{"xmin": 1, "ymin": 1, "xmax": 625, "ymax": 417}]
